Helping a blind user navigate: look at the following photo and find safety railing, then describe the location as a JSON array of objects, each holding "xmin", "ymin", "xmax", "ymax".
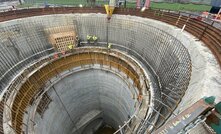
[
  {"xmin": 26, "ymin": 66, "xmax": 142, "ymax": 134},
  {"xmin": 0, "ymin": 48, "xmax": 55, "ymax": 98},
  {"xmin": 0, "ymin": 6, "xmax": 219, "ymax": 133},
  {"xmin": 0, "ymin": 43, "xmax": 153, "ymax": 134},
  {"xmin": 4, "ymin": 47, "xmax": 148, "ymax": 134},
  {"xmin": 0, "ymin": 42, "xmax": 190, "ymax": 133}
]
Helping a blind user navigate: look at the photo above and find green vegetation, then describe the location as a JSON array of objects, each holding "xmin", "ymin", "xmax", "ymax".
[
  {"xmin": 26, "ymin": 0, "xmax": 108, "ymax": 6},
  {"xmin": 150, "ymin": 2, "xmax": 211, "ymax": 12},
  {"xmin": 21, "ymin": 0, "xmax": 211, "ymax": 12}
]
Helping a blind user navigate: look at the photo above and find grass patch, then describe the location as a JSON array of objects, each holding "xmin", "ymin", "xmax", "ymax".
[
  {"xmin": 150, "ymin": 2, "xmax": 211, "ymax": 12},
  {"xmin": 126, "ymin": 2, "xmax": 136, "ymax": 8},
  {"xmin": 22, "ymin": 1, "xmax": 211, "ymax": 12},
  {"xmin": 28, "ymin": 0, "xmax": 108, "ymax": 6}
]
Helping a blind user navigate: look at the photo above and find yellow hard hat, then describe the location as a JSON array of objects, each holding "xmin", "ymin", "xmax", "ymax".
[{"xmin": 68, "ymin": 44, "xmax": 73, "ymax": 49}]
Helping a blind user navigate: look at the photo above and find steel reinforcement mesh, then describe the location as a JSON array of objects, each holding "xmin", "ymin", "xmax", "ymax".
[{"xmin": 0, "ymin": 14, "xmax": 191, "ymax": 132}]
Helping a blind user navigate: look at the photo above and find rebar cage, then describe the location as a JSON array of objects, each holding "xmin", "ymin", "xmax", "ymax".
[{"xmin": 0, "ymin": 13, "xmax": 191, "ymax": 133}]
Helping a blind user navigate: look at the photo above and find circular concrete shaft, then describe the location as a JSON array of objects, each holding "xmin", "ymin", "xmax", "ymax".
[
  {"xmin": 34, "ymin": 69, "xmax": 136, "ymax": 134},
  {"xmin": 17, "ymin": 48, "xmax": 149, "ymax": 134},
  {"xmin": 0, "ymin": 13, "xmax": 193, "ymax": 134}
]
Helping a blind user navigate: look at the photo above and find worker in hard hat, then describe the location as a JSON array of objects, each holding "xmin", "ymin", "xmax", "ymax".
[
  {"xmin": 92, "ymin": 35, "xmax": 98, "ymax": 45},
  {"xmin": 107, "ymin": 43, "xmax": 112, "ymax": 50},
  {"xmin": 87, "ymin": 35, "xmax": 92, "ymax": 44},
  {"xmin": 68, "ymin": 43, "xmax": 74, "ymax": 53},
  {"xmin": 68, "ymin": 43, "xmax": 74, "ymax": 49}
]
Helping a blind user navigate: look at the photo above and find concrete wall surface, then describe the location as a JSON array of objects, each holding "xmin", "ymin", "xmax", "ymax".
[
  {"xmin": 34, "ymin": 69, "xmax": 136, "ymax": 134},
  {"xmin": 1, "ymin": 13, "xmax": 219, "ymax": 133},
  {"xmin": 0, "ymin": 15, "xmax": 191, "ymax": 119},
  {"xmin": 137, "ymin": 14, "xmax": 221, "ymax": 133}
]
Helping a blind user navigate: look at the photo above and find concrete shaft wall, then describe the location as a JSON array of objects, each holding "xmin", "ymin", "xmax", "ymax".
[
  {"xmin": 2, "ymin": 13, "xmax": 219, "ymax": 133},
  {"xmin": 0, "ymin": 14, "xmax": 191, "ymax": 116},
  {"xmin": 34, "ymin": 69, "xmax": 136, "ymax": 134},
  {"xmin": 0, "ymin": 13, "xmax": 191, "ymax": 133},
  {"xmin": 143, "ymin": 15, "xmax": 221, "ymax": 133}
]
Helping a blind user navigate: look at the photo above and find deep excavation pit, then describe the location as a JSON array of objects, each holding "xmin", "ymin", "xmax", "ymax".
[
  {"xmin": 24, "ymin": 48, "xmax": 150, "ymax": 134},
  {"xmin": 34, "ymin": 68, "xmax": 138, "ymax": 134},
  {"xmin": 0, "ymin": 13, "xmax": 194, "ymax": 134}
]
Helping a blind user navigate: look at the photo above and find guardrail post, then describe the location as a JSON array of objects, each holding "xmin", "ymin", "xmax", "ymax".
[
  {"xmin": 199, "ymin": 21, "xmax": 215, "ymax": 40},
  {"xmin": 199, "ymin": 24, "xmax": 208, "ymax": 40},
  {"xmin": 186, "ymin": 14, "xmax": 190, "ymax": 24},
  {"xmin": 119, "ymin": 125, "xmax": 123, "ymax": 134},
  {"xmin": 176, "ymin": 14, "xmax": 182, "ymax": 26},
  {"xmin": 42, "ymin": 8, "xmax": 44, "ymax": 14},
  {"xmin": 53, "ymin": 7, "xmax": 55, "ymax": 14},
  {"xmin": 13, "ymin": 10, "xmax": 16, "ymax": 17},
  {"xmin": 210, "ymin": 20, "xmax": 215, "ymax": 27},
  {"xmin": 124, "ymin": 121, "xmax": 134, "ymax": 133},
  {"xmin": 161, "ymin": 10, "xmax": 164, "ymax": 17}
]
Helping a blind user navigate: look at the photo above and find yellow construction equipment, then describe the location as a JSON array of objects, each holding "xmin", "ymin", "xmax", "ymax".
[{"xmin": 104, "ymin": 5, "xmax": 115, "ymax": 19}]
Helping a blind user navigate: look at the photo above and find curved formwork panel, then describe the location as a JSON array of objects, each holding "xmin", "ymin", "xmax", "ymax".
[
  {"xmin": 9, "ymin": 49, "xmax": 149, "ymax": 134},
  {"xmin": 0, "ymin": 13, "xmax": 191, "ymax": 133}
]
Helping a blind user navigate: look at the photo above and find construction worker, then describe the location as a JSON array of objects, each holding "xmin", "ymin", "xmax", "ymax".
[
  {"xmin": 138, "ymin": 94, "xmax": 143, "ymax": 102},
  {"xmin": 53, "ymin": 53, "xmax": 59, "ymax": 59},
  {"xmin": 92, "ymin": 35, "xmax": 98, "ymax": 45},
  {"xmin": 76, "ymin": 35, "xmax": 80, "ymax": 47},
  {"xmin": 92, "ymin": 35, "xmax": 97, "ymax": 41},
  {"xmin": 68, "ymin": 43, "xmax": 74, "ymax": 53},
  {"xmin": 61, "ymin": 50, "xmax": 66, "ymax": 55},
  {"xmin": 108, "ymin": 43, "xmax": 112, "ymax": 49},
  {"xmin": 87, "ymin": 35, "xmax": 92, "ymax": 44},
  {"xmin": 202, "ymin": 11, "xmax": 209, "ymax": 18}
]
